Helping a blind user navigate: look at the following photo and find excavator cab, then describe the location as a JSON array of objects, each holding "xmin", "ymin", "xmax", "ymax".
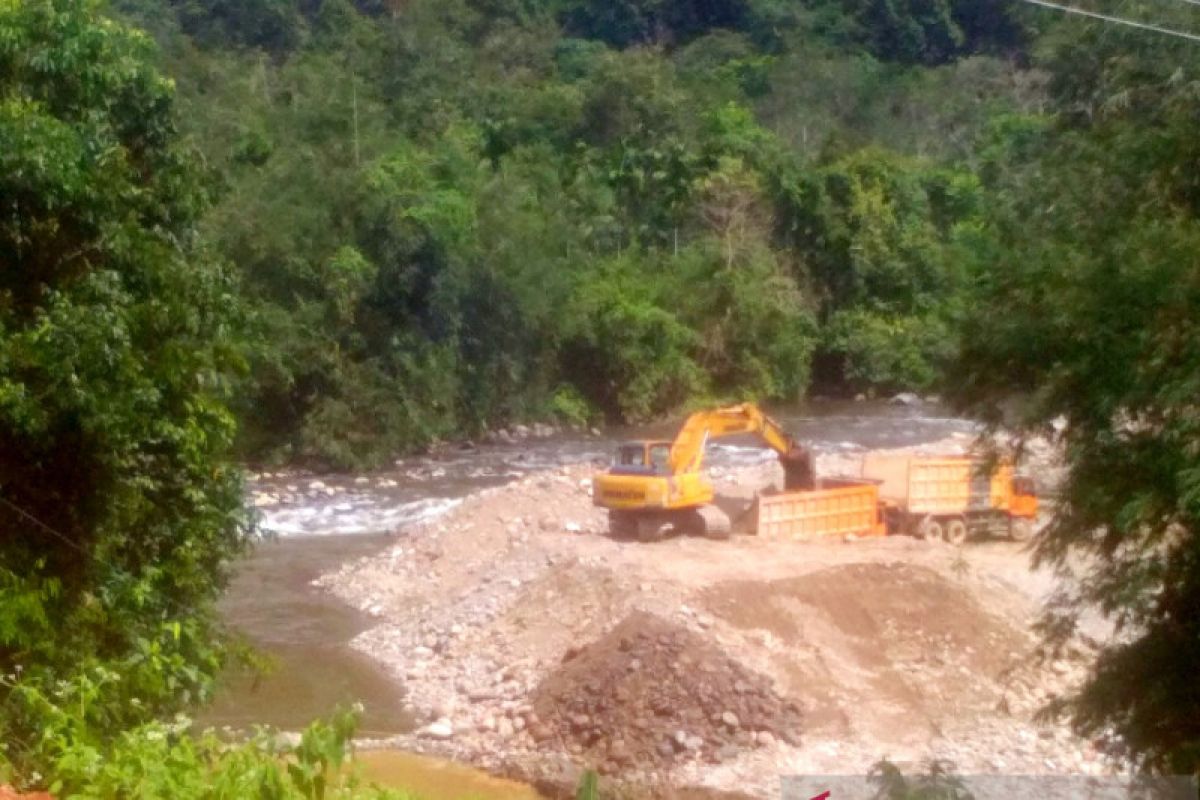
[{"xmin": 611, "ymin": 441, "xmax": 672, "ymax": 475}]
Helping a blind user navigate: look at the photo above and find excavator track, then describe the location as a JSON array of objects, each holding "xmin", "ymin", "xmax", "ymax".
[{"xmin": 608, "ymin": 511, "xmax": 638, "ymax": 540}]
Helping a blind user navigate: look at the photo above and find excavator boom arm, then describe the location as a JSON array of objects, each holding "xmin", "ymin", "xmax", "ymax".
[{"xmin": 667, "ymin": 403, "xmax": 799, "ymax": 474}]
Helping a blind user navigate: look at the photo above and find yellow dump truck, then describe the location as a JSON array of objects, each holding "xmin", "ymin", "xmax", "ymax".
[{"xmin": 859, "ymin": 454, "xmax": 1038, "ymax": 543}]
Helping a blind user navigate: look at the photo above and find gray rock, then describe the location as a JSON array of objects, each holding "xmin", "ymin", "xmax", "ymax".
[
  {"xmin": 424, "ymin": 720, "xmax": 454, "ymax": 739},
  {"xmin": 721, "ymin": 711, "xmax": 740, "ymax": 729}
]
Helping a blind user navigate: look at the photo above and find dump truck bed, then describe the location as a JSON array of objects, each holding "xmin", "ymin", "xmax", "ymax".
[
  {"xmin": 752, "ymin": 478, "xmax": 885, "ymax": 540},
  {"xmin": 860, "ymin": 454, "xmax": 1014, "ymax": 516}
]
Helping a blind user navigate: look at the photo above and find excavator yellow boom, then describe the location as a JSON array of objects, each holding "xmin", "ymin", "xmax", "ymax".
[{"xmin": 668, "ymin": 403, "xmax": 802, "ymax": 475}]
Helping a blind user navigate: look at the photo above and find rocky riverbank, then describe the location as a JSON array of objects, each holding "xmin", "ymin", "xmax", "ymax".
[{"xmin": 315, "ymin": 437, "xmax": 1106, "ymax": 797}]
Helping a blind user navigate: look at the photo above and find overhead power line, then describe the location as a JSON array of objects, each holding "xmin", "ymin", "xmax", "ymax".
[
  {"xmin": 1017, "ymin": 0, "xmax": 1200, "ymax": 42},
  {"xmin": 0, "ymin": 494, "xmax": 91, "ymax": 558}
]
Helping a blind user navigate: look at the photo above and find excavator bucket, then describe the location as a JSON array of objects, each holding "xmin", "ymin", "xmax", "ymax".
[{"xmin": 779, "ymin": 446, "xmax": 816, "ymax": 492}]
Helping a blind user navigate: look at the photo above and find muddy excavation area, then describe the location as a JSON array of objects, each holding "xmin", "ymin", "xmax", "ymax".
[{"xmin": 317, "ymin": 441, "xmax": 1105, "ymax": 797}]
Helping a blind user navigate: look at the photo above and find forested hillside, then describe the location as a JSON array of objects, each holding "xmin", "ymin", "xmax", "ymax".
[{"xmin": 109, "ymin": 0, "xmax": 1044, "ymax": 468}]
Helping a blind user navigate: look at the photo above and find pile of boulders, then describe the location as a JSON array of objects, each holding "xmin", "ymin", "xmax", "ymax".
[{"xmin": 531, "ymin": 611, "xmax": 802, "ymax": 773}]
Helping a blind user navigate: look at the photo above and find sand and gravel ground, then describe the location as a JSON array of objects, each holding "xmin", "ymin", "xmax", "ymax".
[{"xmin": 317, "ymin": 438, "xmax": 1111, "ymax": 797}]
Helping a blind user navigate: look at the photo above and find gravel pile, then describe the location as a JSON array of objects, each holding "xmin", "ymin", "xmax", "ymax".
[{"xmin": 531, "ymin": 611, "xmax": 802, "ymax": 773}]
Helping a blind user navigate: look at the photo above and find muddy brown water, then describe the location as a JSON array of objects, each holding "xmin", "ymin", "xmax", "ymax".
[
  {"xmin": 198, "ymin": 400, "xmax": 974, "ymax": 735},
  {"xmin": 199, "ymin": 533, "xmax": 410, "ymax": 734}
]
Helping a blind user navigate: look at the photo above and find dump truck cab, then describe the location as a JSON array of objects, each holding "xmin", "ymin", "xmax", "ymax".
[
  {"xmin": 861, "ymin": 454, "xmax": 1040, "ymax": 543},
  {"xmin": 1010, "ymin": 474, "xmax": 1038, "ymax": 519}
]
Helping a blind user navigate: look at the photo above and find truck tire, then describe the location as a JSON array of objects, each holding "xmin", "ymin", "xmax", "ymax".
[
  {"xmin": 919, "ymin": 516, "xmax": 945, "ymax": 542},
  {"xmin": 945, "ymin": 517, "xmax": 968, "ymax": 545},
  {"xmin": 1010, "ymin": 518, "xmax": 1034, "ymax": 542}
]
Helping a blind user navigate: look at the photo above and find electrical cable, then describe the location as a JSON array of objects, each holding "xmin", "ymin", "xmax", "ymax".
[
  {"xmin": 1016, "ymin": 0, "xmax": 1200, "ymax": 42},
  {"xmin": 0, "ymin": 494, "xmax": 91, "ymax": 557}
]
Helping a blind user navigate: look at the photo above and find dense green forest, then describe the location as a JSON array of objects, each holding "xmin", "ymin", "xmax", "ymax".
[
  {"xmin": 106, "ymin": 0, "xmax": 1047, "ymax": 469},
  {"xmin": 4, "ymin": 0, "xmax": 1200, "ymax": 794}
]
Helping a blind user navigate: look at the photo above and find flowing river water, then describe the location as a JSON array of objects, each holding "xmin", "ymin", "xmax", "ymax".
[{"xmin": 199, "ymin": 400, "xmax": 975, "ymax": 739}]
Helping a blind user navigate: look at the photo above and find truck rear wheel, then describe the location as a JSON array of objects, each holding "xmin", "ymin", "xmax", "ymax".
[
  {"xmin": 945, "ymin": 517, "xmax": 968, "ymax": 545},
  {"xmin": 919, "ymin": 516, "xmax": 945, "ymax": 542},
  {"xmin": 1010, "ymin": 518, "xmax": 1034, "ymax": 542}
]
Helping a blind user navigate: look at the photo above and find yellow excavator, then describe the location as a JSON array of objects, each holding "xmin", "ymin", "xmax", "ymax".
[{"xmin": 592, "ymin": 403, "xmax": 815, "ymax": 540}]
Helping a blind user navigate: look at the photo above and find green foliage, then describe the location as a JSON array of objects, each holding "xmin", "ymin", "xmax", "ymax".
[
  {"xmin": 775, "ymin": 148, "xmax": 978, "ymax": 391},
  {"xmin": 825, "ymin": 309, "xmax": 947, "ymax": 390},
  {"xmin": 101, "ymin": 0, "xmax": 1033, "ymax": 465},
  {"xmin": 559, "ymin": 0, "xmax": 751, "ymax": 49},
  {"xmin": 575, "ymin": 769, "xmax": 600, "ymax": 800},
  {"xmin": 174, "ymin": 0, "xmax": 307, "ymax": 52},
  {"xmin": 1, "ymin": 675, "xmax": 402, "ymax": 800},
  {"xmin": 562, "ymin": 257, "xmax": 705, "ymax": 422},
  {"xmin": 947, "ymin": 20, "xmax": 1200, "ymax": 775},
  {"xmin": 547, "ymin": 385, "xmax": 594, "ymax": 427},
  {"xmin": 0, "ymin": 0, "xmax": 249, "ymax": 742}
]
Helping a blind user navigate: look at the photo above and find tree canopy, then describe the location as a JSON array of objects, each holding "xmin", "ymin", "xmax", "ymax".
[
  {"xmin": 947, "ymin": 16, "xmax": 1200, "ymax": 774},
  {"xmin": 0, "ymin": 0, "xmax": 248, "ymax": 749},
  {"xmin": 94, "ymin": 0, "xmax": 1036, "ymax": 469}
]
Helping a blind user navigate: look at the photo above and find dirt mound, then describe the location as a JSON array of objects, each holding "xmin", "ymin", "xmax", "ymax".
[
  {"xmin": 701, "ymin": 562, "xmax": 1035, "ymax": 739},
  {"xmin": 704, "ymin": 562, "xmax": 1027, "ymax": 671},
  {"xmin": 531, "ymin": 611, "xmax": 802, "ymax": 773}
]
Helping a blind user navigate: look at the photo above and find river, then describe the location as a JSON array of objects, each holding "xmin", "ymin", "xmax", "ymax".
[{"xmin": 199, "ymin": 400, "xmax": 975, "ymax": 735}]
